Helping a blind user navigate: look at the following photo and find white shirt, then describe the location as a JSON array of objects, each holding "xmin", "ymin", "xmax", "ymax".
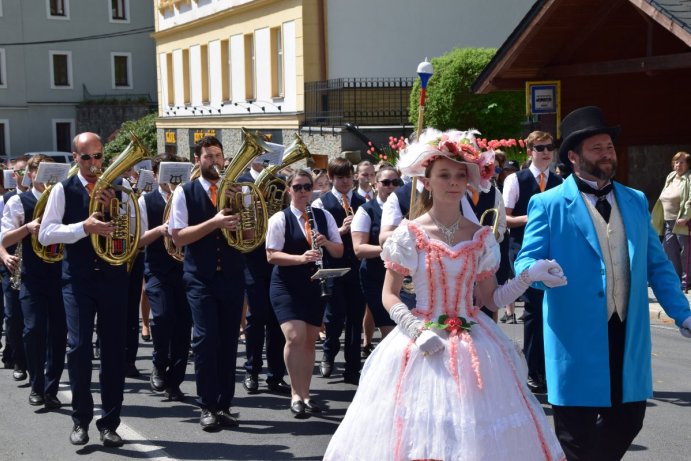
[
  {"xmin": 357, "ymin": 186, "xmax": 374, "ymax": 202},
  {"xmin": 265, "ymin": 205, "xmax": 342, "ymax": 251},
  {"xmin": 168, "ymin": 177, "xmax": 216, "ymax": 230},
  {"xmin": 0, "ymin": 188, "xmax": 42, "ymax": 245},
  {"xmin": 578, "ymin": 176, "xmax": 614, "ymax": 207},
  {"xmin": 503, "ymin": 164, "xmax": 551, "ymax": 210},
  {"xmin": 138, "ymin": 186, "xmax": 170, "ymax": 234},
  {"xmin": 39, "ymin": 172, "xmax": 138, "ymax": 246},
  {"xmin": 249, "ymin": 167, "xmax": 261, "ymax": 182},
  {"xmin": 351, "ymin": 196, "xmax": 385, "ymax": 233}
]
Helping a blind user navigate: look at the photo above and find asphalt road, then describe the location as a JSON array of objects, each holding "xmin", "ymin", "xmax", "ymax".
[{"xmin": 0, "ymin": 314, "xmax": 688, "ymax": 460}]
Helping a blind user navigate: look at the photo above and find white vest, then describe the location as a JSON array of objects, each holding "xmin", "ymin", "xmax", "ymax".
[{"xmin": 583, "ymin": 195, "xmax": 630, "ymax": 321}]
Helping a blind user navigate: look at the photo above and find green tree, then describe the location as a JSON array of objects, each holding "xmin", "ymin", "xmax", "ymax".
[
  {"xmin": 409, "ymin": 48, "xmax": 525, "ymax": 139},
  {"xmin": 104, "ymin": 112, "xmax": 158, "ymax": 163}
]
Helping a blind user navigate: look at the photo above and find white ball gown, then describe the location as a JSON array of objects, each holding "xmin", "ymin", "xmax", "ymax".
[{"xmin": 323, "ymin": 221, "xmax": 565, "ymax": 461}]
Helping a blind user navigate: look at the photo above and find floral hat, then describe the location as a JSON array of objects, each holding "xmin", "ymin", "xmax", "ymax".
[{"xmin": 397, "ymin": 128, "xmax": 495, "ymax": 192}]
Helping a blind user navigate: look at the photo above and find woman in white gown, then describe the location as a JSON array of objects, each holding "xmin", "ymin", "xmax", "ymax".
[{"xmin": 324, "ymin": 129, "xmax": 567, "ymax": 461}]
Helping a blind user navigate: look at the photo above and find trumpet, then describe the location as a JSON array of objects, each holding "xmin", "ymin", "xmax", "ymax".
[
  {"xmin": 479, "ymin": 207, "xmax": 501, "ymax": 241},
  {"xmin": 305, "ymin": 204, "xmax": 330, "ymax": 300},
  {"xmin": 9, "ymin": 241, "xmax": 22, "ymax": 291}
]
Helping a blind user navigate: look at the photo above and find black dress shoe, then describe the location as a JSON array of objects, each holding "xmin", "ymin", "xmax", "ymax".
[
  {"xmin": 200, "ymin": 409, "xmax": 220, "ymax": 431},
  {"xmin": 362, "ymin": 344, "xmax": 375, "ymax": 358},
  {"xmin": 290, "ymin": 400, "xmax": 308, "ymax": 419},
  {"xmin": 125, "ymin": 363, "xmax": 140, "ymax": 378},
  {"xmin": 141, "ymin": 331, "xmax": 152, "ymax": 342},
  {"xmin": 319, "ymin": 361, "xmax": 333, "ymax": 378},
  {"xmin": 44, "ymin": 394, "xmax": 62, "ymax": 410},
  {"xmin": 13, "ymin": 367, "xmax": 27, "ymax": 381},
  {"xmin": 216, "ymin": 409, "xmax": 239, "ymax": 427},
  {"xmin": 150, "ymin": 367, "xmax": 166, "ymax": 392},
  {"xmin": 29, "ymin": 392, "xmax": 45, "ymax": 406},
  {"xmin": 99, "ymin": 429, "xmax": 124, "ymax": 447},
  {"xmin": 304, "ymin": 400, "xmax": 322, "ymax": 413},
  {"xmin": 242, "ymin": 373, "xmax": 259, "ymax": 394},
  {"xmin": 343, "ymin": 372, "xmax": 360, "ymax": 385},
  {"xmin": 267, "ymin": 379, "xmax": 291, "ymax": 395},
  {"xmin": 164, "ymin": 386, "xmax": 185, "ymax": 401},
  {"xmin": 70, "ymin": 425, "xmax": 89, "ymax": 445},
  {"xmin": 526, "ymin": 375, "xmax": 546, "ymax": 394}
]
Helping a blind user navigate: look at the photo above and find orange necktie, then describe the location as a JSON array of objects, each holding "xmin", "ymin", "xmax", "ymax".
[
  {"xmin": 86, "ymin": 182, "xmax": 95, "ymax": 196},
  {"xmin": 302, "ymin": 213, "xmax": 312, "ymax": 246},
  {"xmin": 538, "ymin": 172, "xmax": 546, "ymax": 192},
  {"xmin": 341, "ymin": 194, "xmax": 350, "ymax": 212},
  {"xmin": 365, "ymin": 192, "xmax": 371, "ymax": 202},
  {"xmin": 209, "ymin": 183, "xmax": 218, "ymax": 206},
  {"xmin": 470, "ymin": 186, "xmax": 480, "ymax": 206}
]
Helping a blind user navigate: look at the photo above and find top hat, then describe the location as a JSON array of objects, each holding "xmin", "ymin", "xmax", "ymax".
[{"xmin": 559, "ymin": 106, "xmax": 620, "ymax": 164}]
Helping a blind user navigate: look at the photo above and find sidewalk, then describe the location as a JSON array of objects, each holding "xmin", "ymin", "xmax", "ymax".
[{"xmin": 648, "ymin": 286, "xmax": 690, "ymax": 324}]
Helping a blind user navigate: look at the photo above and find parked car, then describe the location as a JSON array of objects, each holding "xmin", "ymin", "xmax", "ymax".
[{"xmin": 25, "ymin": 151, "xmax": 74, "ymax": 164}]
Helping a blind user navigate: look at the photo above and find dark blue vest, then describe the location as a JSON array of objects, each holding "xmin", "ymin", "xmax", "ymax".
[
  {"xmin": 61, "ymin": 175, "xmax": 127, "ymax": 279},
  {"xmin": 320, "ymin": 191, "xmax": 364, "ymax": 268},
  {"xmin": 394, "ymin": 182, "xmax": 413, "ymax": 219},
  {"xmin": 467, "ymin": 185, "xmax": 497, "ymax": 222},
  {"xmin": 511, "ymin": 169, "xmax": 562, "ymax": 244},
  {"xmin": 143, "ymin": 189, "xmax": 182, "ymax": 278},
  {"xmin": 359, "ymin": 199, "xmax": 385, "ymax": 279},
  {"xmin": 19, "ymin": 191, "xmax": 62, "ymax": 280},
  {"xmin": 274, "ymin": 207, "xmax": 328, "ymax": 284},
  {"xmin": 181, "ymin": 180, "xmax": 244, "ymax": 278}
]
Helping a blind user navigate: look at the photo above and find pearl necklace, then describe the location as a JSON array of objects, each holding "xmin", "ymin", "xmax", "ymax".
[{"xmin": 429, "ymin": 212, "xmax": 462, "ymax": 245}]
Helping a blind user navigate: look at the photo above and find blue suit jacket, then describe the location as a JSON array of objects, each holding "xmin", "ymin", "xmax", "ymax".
[{"xmin": 515, "ymin": 175, "xmax": 691, "ymax": 406}]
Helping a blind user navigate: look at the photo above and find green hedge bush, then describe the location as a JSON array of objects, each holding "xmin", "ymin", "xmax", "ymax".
[{"xmin": 104, "ymin": 112, "xmax": 158, "ymax": 163}]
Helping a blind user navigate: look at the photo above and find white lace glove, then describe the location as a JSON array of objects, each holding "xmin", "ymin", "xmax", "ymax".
[
  {"xmin": 416, "ymin": 330, "xmax": 445, "ymax": 355},
  {"xmin": 389, "ymin": 302, "xmax": 444, "ymax": 354},
  {"xmin": 681, "ymin": 317, "xmax": 691, "ymax": 339},
  {"xmin": 492, "ymin": 260, "xmax": 567, "ymax": 308}
]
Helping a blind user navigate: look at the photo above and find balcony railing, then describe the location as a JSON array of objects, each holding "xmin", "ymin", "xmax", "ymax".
[{"xmin": 303, "ymin": 77, "xmax": 415, "ymax": 127}]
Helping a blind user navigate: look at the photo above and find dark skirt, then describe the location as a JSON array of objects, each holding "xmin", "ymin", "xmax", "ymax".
[{"xmin": 270, "ymin": 269, "xmax": 326, "ymax": 327}]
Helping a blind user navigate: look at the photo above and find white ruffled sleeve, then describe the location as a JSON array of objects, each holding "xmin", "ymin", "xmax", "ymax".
[
  {"xmin": 477, "ymin": 230, "xmax": 500, "ymax": 282},
  {"xmin": 381, "ymin": 223, "xmax": 418, "ymax": 276}
]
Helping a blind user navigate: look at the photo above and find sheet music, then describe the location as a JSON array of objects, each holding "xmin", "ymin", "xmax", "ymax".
[
  {"xmin": 136, "ymin": 169, "xmax": 155, "ymax": 193},
  {"xmin": 258, "ymin": 142, "xmax": 285, "ymax": 166},
  {"xmin": 35, "ymin": 162, "xmax": 71, "ymax": 185},
  {"xmin": 3, "ymin": 170, "xmax": 17, "ymax": 189},
  {"xmin": 134, "ymin": 159, "xmax": 152, "ymax": 173},
  {"xmin": 158, "ymin": 162, "xmax": 194, "ymax": 185}
]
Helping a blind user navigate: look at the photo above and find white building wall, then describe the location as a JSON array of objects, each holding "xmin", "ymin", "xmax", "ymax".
[
  {"xmin": 189, "ymin": 44, "xmax": 202, "ymax": 107},
  {"xmin": 254, "ymin": 27, "xmax": 271, "ymax": 103},
  {"xmin": 230, "ymin": 34, "xmax": 245, "ymax": 102},
  {"xmin": 282, "ymin": 20, "xmax": 296, "ymax": 111},
  {"xmin": 173, "ymin": 49, "xmax": 184, "ymax": 107},
  {"xmin": 159, "ymin": 52, "xmax": 169, "ymax": 108},
  {"xmin": 208, "ymin": 40, "xmax": 222, "ymax": 107},
  {"xmin": 157, "ymin": 0, "xmax": 254, "ymax": 31}
]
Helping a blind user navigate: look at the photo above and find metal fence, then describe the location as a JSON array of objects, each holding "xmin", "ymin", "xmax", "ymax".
[{"xmin": 303, "ymin": 77, "xmax": 415, "ymax": 127}]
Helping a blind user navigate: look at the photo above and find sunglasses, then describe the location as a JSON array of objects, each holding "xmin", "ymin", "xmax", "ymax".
[
  {"xmin": 79, "ymin": 152, "xmax": 104, "ymax": 161},
  {"xmin": 532, "ymin": 144, "xmax": 554, "ymax": 152},
  {"xmin": 291, "ymin": 183, "xmax": 313, "ymax": 192},
  {"xmin": 379, "ymin": 179, "xmax": 402, "ymax": 187},
  {"xmin": 312, "ymin": 169, "xmax": 323, "ymax": 175}
]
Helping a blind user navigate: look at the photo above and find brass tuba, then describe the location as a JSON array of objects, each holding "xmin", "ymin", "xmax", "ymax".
[
  {"xmin": 255, "ymin": 133, "xmax": 312, "ymax": 217},
  {"xmin": 88, "ymin": 132, "xmax": 153, "ymax": 266},
  {"xmin": 32, "ymin": 164, "xmax": 79, "ymax": 262},
  {"xmin": 216, "ymin": 128, "xmax": 269, "ymax": 253}
]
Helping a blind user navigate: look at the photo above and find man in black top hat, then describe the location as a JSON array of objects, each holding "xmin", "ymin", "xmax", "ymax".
[{"xmin": 516, "ymin": 106, "xmax": 691, "ymax": 460}]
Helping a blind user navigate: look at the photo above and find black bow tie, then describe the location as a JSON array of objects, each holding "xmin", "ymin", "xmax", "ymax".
[{"xmin": 574, "ymin": 176, "xmax": 612, "ymax": 222}]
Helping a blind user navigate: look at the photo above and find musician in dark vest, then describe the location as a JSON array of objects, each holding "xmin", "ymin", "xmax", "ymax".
[
  {"xmin": 1, "ymin": 155, "xmax": 65, "ymax": 410},
  {"xmin": 39, "ymin": 132, "xmax": 131, "ymax": 447},
  {"xmin": 351, "ymin": 166, "xmax": 401, "ymax": 349},
  {"xmin": 138, "ymin": 153, "xmax": 192, "ymax": 402},
  {"xmin": 0, "ymin": 155, "xmax": 30, "ymax": 381},
  {"xmin": 237, "ymin": 159, "xmax": 289, "ymax": 395},
  {"xmin": 312, "ymin": 158, "xmax": 366, "ymax": 384},
  {"xmin": 169, "ymin": 136, "xmax": 245, "ymax": 432},
  {"xmin": 502, "ymin": 130, "xmax": 563, "ymax": 393},
  {"xmin": 266, "ymin": 170, "xmax": 343, "ymax": 418}
]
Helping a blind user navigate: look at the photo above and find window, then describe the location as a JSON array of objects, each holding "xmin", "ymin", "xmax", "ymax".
[
  {"xmin": 0, "ymin": 121, "xmax": 7, "ymax": 157},
  {"xmin": 270, "ymin": 27, "xmax": 284, "ymax": 98},
  {"xmin": 111, "ymin": 52, "xmax": 132, "ymax": 89},
  {"xmin": 244, "ymin": 33, "xmax": 255, "ymax": 100},
  {"xmin": 48, "ymin": 0, "xmax": 69, "ymax": 19},
  {"xmin": 54, "ymin": 121, "xmax": 73, "ymax": 152},
  {"xmin": 110, "ymin": 0, "xmax": 128, "ymax": 22},
  {"xmin": 49, "ymin": 51, "xmax": 72, "ymax": 89},
  {"xmin": 0, "ymin": 1, "xmax": 4, "ymax": 18},
  {"xmin": 0, "ymin": 49, "xmax": 6, "ymax": 88}
]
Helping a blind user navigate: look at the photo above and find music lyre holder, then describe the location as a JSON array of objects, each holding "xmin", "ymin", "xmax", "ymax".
[{"xmin": 310, "ymin": 268, "xmax": 350, "ymax": 281}]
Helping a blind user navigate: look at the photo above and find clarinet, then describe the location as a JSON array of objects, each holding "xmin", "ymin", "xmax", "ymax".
[{"xmin": 305, "ymin": 204, "xmax": 330, "ymax": 300}]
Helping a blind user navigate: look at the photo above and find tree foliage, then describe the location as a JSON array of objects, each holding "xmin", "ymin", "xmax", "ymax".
[
  {"xmin": 104, "ymin": 112, "xmax": 158, "ymax": 163},
  {"xmin": 409, "ymin": 48, "xmax": 525, "ymax": 139}
]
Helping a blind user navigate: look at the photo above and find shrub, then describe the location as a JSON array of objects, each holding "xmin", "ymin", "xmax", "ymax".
[{"xmin": 104, "ymin": 112, "xmax": 158, "ymax": 163}]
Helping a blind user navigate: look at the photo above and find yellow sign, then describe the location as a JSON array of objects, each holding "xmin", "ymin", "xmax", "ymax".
[
  {"xmin": 192, "ymin": 129, "xmax": 218, "ymax": 144},
  {"xmin": 165, "ymin": 130, "xmax": 176, "ymax": 145}
]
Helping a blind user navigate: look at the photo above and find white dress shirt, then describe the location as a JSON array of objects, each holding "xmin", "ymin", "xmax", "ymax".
[
  {"xmin": 137, "ymin": 186, "xmax": 170, "ymax": 234},
  {"xmin": 357, "ymin": 186, "xmax": 374, "ymax": 202},
  {"xmin": 265, "ymin": 205, "xmax": 342, "ymax": 251},
  {"xmin": 502, "ymin": 164, "xmax": 551, "ymax": 210},
  {"xmin": 0, "ymin": 188, "xmax": 42, "ymax": 245},
  {"xmin": 578, "ymin": 176, "xmax": 614, "ymax": 207},
  {"xmin": 168, "ymin": 177, "xmax": 216, "ymax": 230},
  {"xmin": 351, "ymin": 196, "xmax": 385, "ymax": 233}
]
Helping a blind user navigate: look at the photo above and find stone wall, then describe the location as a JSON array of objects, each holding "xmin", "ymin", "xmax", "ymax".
[{"xmin": 77, "ymin": 104, "xmax": 153, "ymax": 142}]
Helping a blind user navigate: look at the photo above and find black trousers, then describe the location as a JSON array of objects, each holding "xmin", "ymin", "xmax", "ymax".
[
  {"xmin": 552, "ymin": 315, "xmax": 646, "ymax": 461},
  {"xmin": 125, "ymin": 253, "xmax": 145, "ymax": 366},
  {"xmin": 2, "ymin": 269, "xmax": 25, "ymax": 370},
  {"xmin": 523, "ymin": 286, "xmax": 545, "ymax": 380}
]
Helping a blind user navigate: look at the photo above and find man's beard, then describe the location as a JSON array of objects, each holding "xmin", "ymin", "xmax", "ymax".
[
  {"xmin": 201, "ymin": 164, "xmax": 221, "ymax": 180},
  {"xmin": 579, "ymin": 156, "xmax": 616, "ymax": 181}
]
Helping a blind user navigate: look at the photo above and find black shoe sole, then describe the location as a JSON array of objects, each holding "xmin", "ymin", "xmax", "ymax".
[{"xmin": 201, "ymin": 423, "xmax": 222, "ymax": 432}]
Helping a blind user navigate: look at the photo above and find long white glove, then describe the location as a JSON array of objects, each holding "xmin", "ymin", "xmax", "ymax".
[
  {"xmin": 389, "ymin": 302, "xmax": 444, "ymax": 354},
  {"xmin": 492, "ymin": 259, "xmax": 567, "ymax": 308},
  {"xmin": 681, "ymin": 317, "xmax": 691, "ymax": 339}
]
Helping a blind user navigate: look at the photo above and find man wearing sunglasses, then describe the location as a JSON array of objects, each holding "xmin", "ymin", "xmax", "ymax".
[{"xmin": 502, "ymin": 130, "xmax": 562, "ymax": 394}]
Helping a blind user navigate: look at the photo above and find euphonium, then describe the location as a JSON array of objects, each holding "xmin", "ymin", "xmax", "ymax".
[
  {"xmin": 162, "ymin": 172, "xmax": 192, "ymax": 262},
  {"xmin": 255, "ymin": 133, "xmax": 312, "ymax": 217},
  {"xmin": 31, "ymin": 164, "xmax": 79, "ymax": 262},
  {"xmin": 216, "ymin": 128, "xmax": 269, "ymax": 253},
  {"xmin": 89, "ymin": 132, "xmax": 153, "ymax": 266},
  {"xmin": 479, "ymin": 207, "xmax": 501, "ymax": 241},
  {"xmin": 9, "ymin": 241, "xmax": 22, "ymax": 291}
]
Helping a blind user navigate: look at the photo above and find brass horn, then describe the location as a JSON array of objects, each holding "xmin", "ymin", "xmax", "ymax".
[
  {"xmin": 479, "ymin": 207, "xmax": 501, "ymax": 241},
  {"xmin": 32, "ymin": 164, "xmax": 79, "ymax": 262},
  {"xmin": 216, "ymin": 128, "xmax": 269, "ymax": 253},
  {"xmin": 89, "ymin": 132, "xmax": 153, "ymax": 266},
  {"xmin": 161, "ymin": 164, "xmax": 197, "ymax": 262},
  {"xmin": 255, "ymin": 133, "xmax": 312, "ymax": 217}
]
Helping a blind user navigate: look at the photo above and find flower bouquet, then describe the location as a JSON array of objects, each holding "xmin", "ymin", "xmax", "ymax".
[{"xmin": 424, "ymin": 314, "xmax": 476, "ymax": 334}]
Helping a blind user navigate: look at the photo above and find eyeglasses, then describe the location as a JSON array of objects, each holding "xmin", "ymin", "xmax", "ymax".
[
  {"xmin": 532, "ymin": 144, "xmax": 554, "ymax": 152},
  {"xmin": 312, "ymin": 169, "xmax": 323, "ymax": 175},
  {"xmin": 79, "ymin": 152, "xmax": 104, "ymax": 161},
  {"xmin": 379, "ymin": 179, "xmax": 402, "ymax": 187},
  {"xmin": 291, "ymin": 183, "xmax": 313, "ymax": 192}
]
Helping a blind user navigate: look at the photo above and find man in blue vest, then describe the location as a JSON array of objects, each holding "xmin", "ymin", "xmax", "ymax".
[
  {"xmin": 516, "ymin": 106, "xmax": 691, "ymax": 460},
  {"xmin": 39, "ymin": 132, "xmax": 130, "ymax": 447},
  {"xmin": 169, "ymin": 136, "xmax": 246, "ymax": 431},
  {"xmin": 503, "ymin": 130, "xmax": 562, "ymax": 393}
]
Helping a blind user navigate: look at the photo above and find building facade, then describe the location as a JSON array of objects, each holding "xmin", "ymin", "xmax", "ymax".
[
  {"xmin": 154, "ymin": 0, "xmax": 533, "ymax": 160},
  {"xmin": 0, "ymin": 0, "xmax": 157, "ymax": 158}
]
